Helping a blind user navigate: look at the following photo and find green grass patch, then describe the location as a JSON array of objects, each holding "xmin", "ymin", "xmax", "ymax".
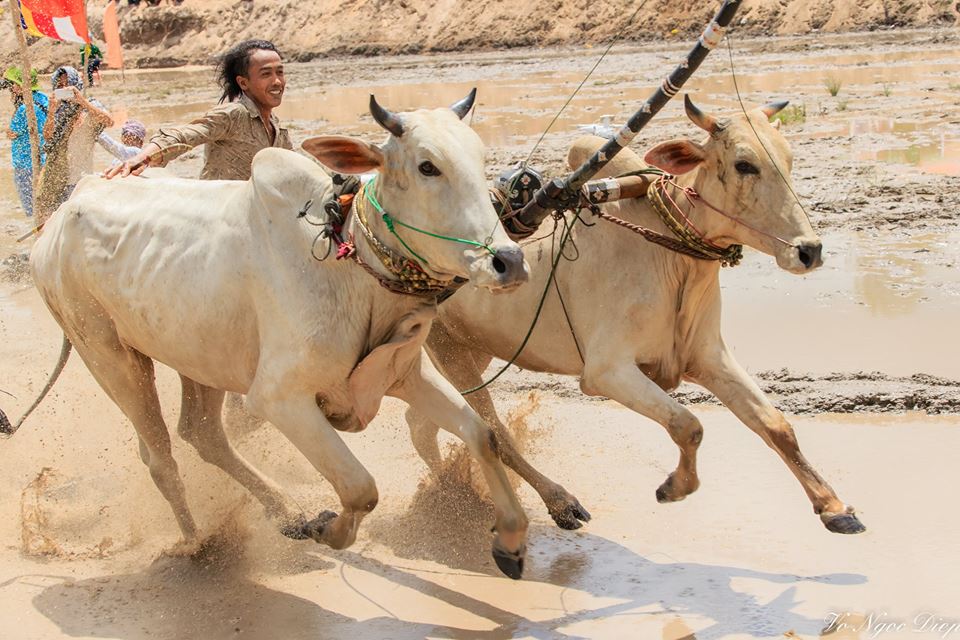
[
  {"xmin": 771, "ymin": 103, "xmax": 806, "ymax": 126},
  {"xmin": 824, "ymin": 76, "xmax": 842, "ymax": 97}
]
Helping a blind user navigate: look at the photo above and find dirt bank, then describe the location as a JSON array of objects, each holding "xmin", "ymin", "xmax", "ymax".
[{"xmin": 2, "ymin": 0, "xmax": 959, "ymax": 70}]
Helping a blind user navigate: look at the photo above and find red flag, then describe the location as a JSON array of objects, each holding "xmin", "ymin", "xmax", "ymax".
[
  {"xmin": 103, "ymin": 0, "xmax": 123, "ymax": 69},
  {"xmin": 18, "ymin": 0, "xmax": 90, "ymax": 44}
]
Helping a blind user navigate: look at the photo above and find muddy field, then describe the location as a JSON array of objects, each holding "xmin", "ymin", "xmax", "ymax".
[{"xmin": 1, "ymin": 28, "xmax": 960, "ymax": 639}]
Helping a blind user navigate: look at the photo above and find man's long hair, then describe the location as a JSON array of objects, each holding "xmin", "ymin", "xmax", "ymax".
[{"xmin": 216, "ymin": 39, "xmax": 281, "ymax": 104}]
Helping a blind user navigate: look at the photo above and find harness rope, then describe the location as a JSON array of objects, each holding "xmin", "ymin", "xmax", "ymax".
[
  {"xmin": 363, "ymin": 177, "xmax": 496, "ymax": 266},
  {"xmin": 350, "ymin": 183, "xmax": 458, "ymax": 297},
  {"xmin": 461, "ymin": 208, "xmax": 585, "ymax": 395}
]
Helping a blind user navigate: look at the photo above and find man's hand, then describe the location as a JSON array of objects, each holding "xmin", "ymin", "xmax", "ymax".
[
  {"xmin": 6, "ymin": 129, "xmax": 16, "ymax": 140},
  {"xmin": 104, "ymin": 142, "xmax": 161, "ymax": 179}
]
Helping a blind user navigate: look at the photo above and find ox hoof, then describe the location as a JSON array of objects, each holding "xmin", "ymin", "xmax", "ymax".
[
  {"xmin": 550, "ymin": 499, "xmax": 592, "ymax": 531},
  {"xmin": 655, "ymin": 473, "xmax": 697, "ymax": 504},
  {"xmin": 492, "ymin": 543, "xmax": 525, "ymax": 580},
  {"xmin": 280, "ymin": 515, "xmax": 309, "ymax": 540},
  {"xmin": 281, "ymin": 510, "xmax": 339, "ymax": 542},
  {"xmin": 823, "ymin": 512, "xmax": 866, "ymax": 535}
]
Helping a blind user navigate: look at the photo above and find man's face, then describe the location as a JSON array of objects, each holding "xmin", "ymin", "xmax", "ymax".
[{"xmin": 237, "ymin": 49, "xmax": 284, "ymax": 110}]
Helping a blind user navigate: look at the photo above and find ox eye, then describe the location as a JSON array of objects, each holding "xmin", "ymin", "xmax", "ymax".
[
  {"xmin": 735, "ymin": 161, "xmax": 759, "ymax": 175},
  {"xmin": 418, "ymin": 161, "xmax": 441, "ymax": 177}
]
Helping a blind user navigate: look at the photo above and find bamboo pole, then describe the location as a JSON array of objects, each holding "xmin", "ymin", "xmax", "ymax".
[{"xmin": 7, "ymin": 0, "xmax": 43, "ymax": 198}]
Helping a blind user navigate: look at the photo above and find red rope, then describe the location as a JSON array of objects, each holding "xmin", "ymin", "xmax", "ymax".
[{"xmin": 660, "ymin": 176, "xmax": 793, "ymax": 248}]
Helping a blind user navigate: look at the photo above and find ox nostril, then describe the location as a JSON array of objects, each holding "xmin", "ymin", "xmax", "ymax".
[
  {"xmin": 797, "ymin": 242, "xmax": 822, "ymax": 269},
  {"xmin": 491, "ymin": 246, "xmax": 527, "ymax": 283}
]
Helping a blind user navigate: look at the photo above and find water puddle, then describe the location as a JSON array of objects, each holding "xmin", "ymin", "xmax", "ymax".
[{"xmin": 721, "ymin": 229, "xmax": 960, "ymax": 378}]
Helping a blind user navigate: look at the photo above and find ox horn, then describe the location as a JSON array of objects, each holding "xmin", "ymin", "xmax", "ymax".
[
  {"xmin": 370, "ymin": 94, "xmax": 405, "ymax": 138},
  {"xmin": 684, "ymin": 94, "xmax": 721, "ymax": 135},
  {"xmin": 450, "ymin": 88, "xmax": 477, "ymax": 120},
  {"xmin": 761, "ymin": 100, "xmax": 790, "ymax": 119}
]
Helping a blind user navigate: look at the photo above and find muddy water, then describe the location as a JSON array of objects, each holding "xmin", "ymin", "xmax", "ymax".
[{"xmin": 723, "ymin": 229, "xmax": 960, "ymax": 378}]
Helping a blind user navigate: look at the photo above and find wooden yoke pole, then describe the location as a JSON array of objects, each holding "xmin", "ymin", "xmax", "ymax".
[{"xmin": 7, "ymin": 0, "xmax": 43, "ymax": 197}]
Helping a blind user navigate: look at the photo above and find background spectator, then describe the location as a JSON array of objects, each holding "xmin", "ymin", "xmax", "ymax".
[
  {"xmin": 35, "ymin": 66, "xmax": 113, "ymax": 221},
  {"xmin": 3, "ymin": 66, "xmax": 48, "ymax": 218}
]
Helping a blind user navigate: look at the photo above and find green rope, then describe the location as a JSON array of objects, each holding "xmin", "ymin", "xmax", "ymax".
[
  {"xmin": 462, "ymin": 209, "xmax": 584, "ymax": 395},
  {"xmin": 364, "ymin": 178, "xmax": 496, "ymax": 270}
]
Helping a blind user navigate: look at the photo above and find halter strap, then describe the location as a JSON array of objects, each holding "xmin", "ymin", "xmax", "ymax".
[{"xmin": 363, "ymin": 177, "xmax": 496, "ymax": 270}]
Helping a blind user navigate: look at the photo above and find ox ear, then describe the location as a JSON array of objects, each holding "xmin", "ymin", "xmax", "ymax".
[
  {"xmin": 302, "ymin": 136, "xmax": 384, "ymax": 174},
  {"xmin": 643, "ymin": 139, "xmax": 705, "ymax": 175}
]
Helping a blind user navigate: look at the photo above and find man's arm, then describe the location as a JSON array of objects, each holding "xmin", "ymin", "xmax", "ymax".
[
  {"xmin": 105, "ymin": 104, "xmax": 235, "ymax": 178},
  {"xmin": 72, "ymin": 88, "xmax": 113, "ymax": 127},
  {"xmin": 97, "ymin": 132, "xmax": 140, "ymax": 161},
  {"xmin": 42, "ymin": 98, "xmax": 57, "ymax": 141}
]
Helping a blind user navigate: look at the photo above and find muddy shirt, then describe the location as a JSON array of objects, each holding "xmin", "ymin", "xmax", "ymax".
[{"xmin": 149, "ymin": 93, "xmax": 292, "ymax": 180}]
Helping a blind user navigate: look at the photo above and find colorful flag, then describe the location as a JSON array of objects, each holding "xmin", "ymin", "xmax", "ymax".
[
  {"xmin": 102, "ymin": 0, "xmax": 122, "ymax": 69},
  {"xmin": 18, "ymin": 0, "xmax": 90, "ymax": 44}
]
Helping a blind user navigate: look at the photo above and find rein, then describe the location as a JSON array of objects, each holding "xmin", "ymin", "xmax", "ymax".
[{"xmin": 588, "ymin": 173, "xmax": 791, "ymax": 267}]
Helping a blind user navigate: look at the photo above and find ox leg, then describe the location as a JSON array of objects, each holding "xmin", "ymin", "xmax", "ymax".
[
  {"xmin": 405, "ymin": 408, "xmax": 443, "ymax": 474},
  {"xmin": 409, "ymin": 325, "xmax": 590, "ymax": 530},
  {"xmin": 393, "ymin": 352, "xmax": 528, "ymax": 580},
  {"xmin": 71, "ymin": 340, "xmax": 198, "ymax": 545},
  {"xmin": 581, "ymin": 358, "xmax": 703, "ymax": 503},
  {"xmin": 244, "ymin": 389, "xmax": 378, "ymax": 550},
  {"xmin": 694, "ymin": 348, "xmax": 865, "ymax": 534},
  {"xmin": 176, "ymin": 376, "xmax": 303, "ymax": 530}
]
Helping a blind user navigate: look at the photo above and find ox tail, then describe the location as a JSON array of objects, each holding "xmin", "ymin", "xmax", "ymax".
[{"xmin": 1, "ymin": 335, "xmax": 72, "ymax": 437}]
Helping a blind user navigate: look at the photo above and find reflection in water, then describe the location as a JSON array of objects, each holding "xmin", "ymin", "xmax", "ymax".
[
  {"xmin": 722, "ymin": 229, "xmax": 960, "ymax": 377},
  {"xmin": 853, "ymin": 232, "xmax": 958, "ymax": 315},
  {"xmin": 867, "ymin": 137, "xmax": 960, "ymax": 176}
]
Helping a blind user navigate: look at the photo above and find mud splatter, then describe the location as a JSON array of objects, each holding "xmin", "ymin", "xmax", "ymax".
[{"xmin": 2, "ymin": 251, "xmax": 30, "ymax": 284}]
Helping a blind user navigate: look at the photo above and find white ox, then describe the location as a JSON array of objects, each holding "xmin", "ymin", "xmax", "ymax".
[
  {"xmin": 408, "ymin": 96, "xmax": 866, "ymax": 536},
  {"xmin": 29, "ymin": 92, "xmax": 533, "ymax": 578}
]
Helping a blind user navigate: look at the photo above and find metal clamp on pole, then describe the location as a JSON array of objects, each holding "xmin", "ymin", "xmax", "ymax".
[{"xmin": 580, "ymin": 174, "xmax": 656, "ymax": 206}]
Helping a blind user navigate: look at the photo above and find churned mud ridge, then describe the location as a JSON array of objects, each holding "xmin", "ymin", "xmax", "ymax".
[{"xmin": 492, "ymin": 369, "xmax": 960, "ymax": 414}]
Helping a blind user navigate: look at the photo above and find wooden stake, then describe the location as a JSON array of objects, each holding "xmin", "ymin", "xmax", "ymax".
[{"xmin": 7, "ymin": 0, "xmax": 43, "ymax": 199}]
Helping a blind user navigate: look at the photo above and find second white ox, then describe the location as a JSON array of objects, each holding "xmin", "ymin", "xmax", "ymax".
[
  {"xmin": 30, "ymin": 91, "xmax": 533, "ymax": 578},
  {"xmin": 408, "ymin": 96, "xmax": 866, "ymax": 536}
]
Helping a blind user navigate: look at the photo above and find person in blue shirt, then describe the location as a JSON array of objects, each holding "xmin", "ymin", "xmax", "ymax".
[{"xmin": 3, "ymin": 66, "xmax": 48, "ymax": 218}]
